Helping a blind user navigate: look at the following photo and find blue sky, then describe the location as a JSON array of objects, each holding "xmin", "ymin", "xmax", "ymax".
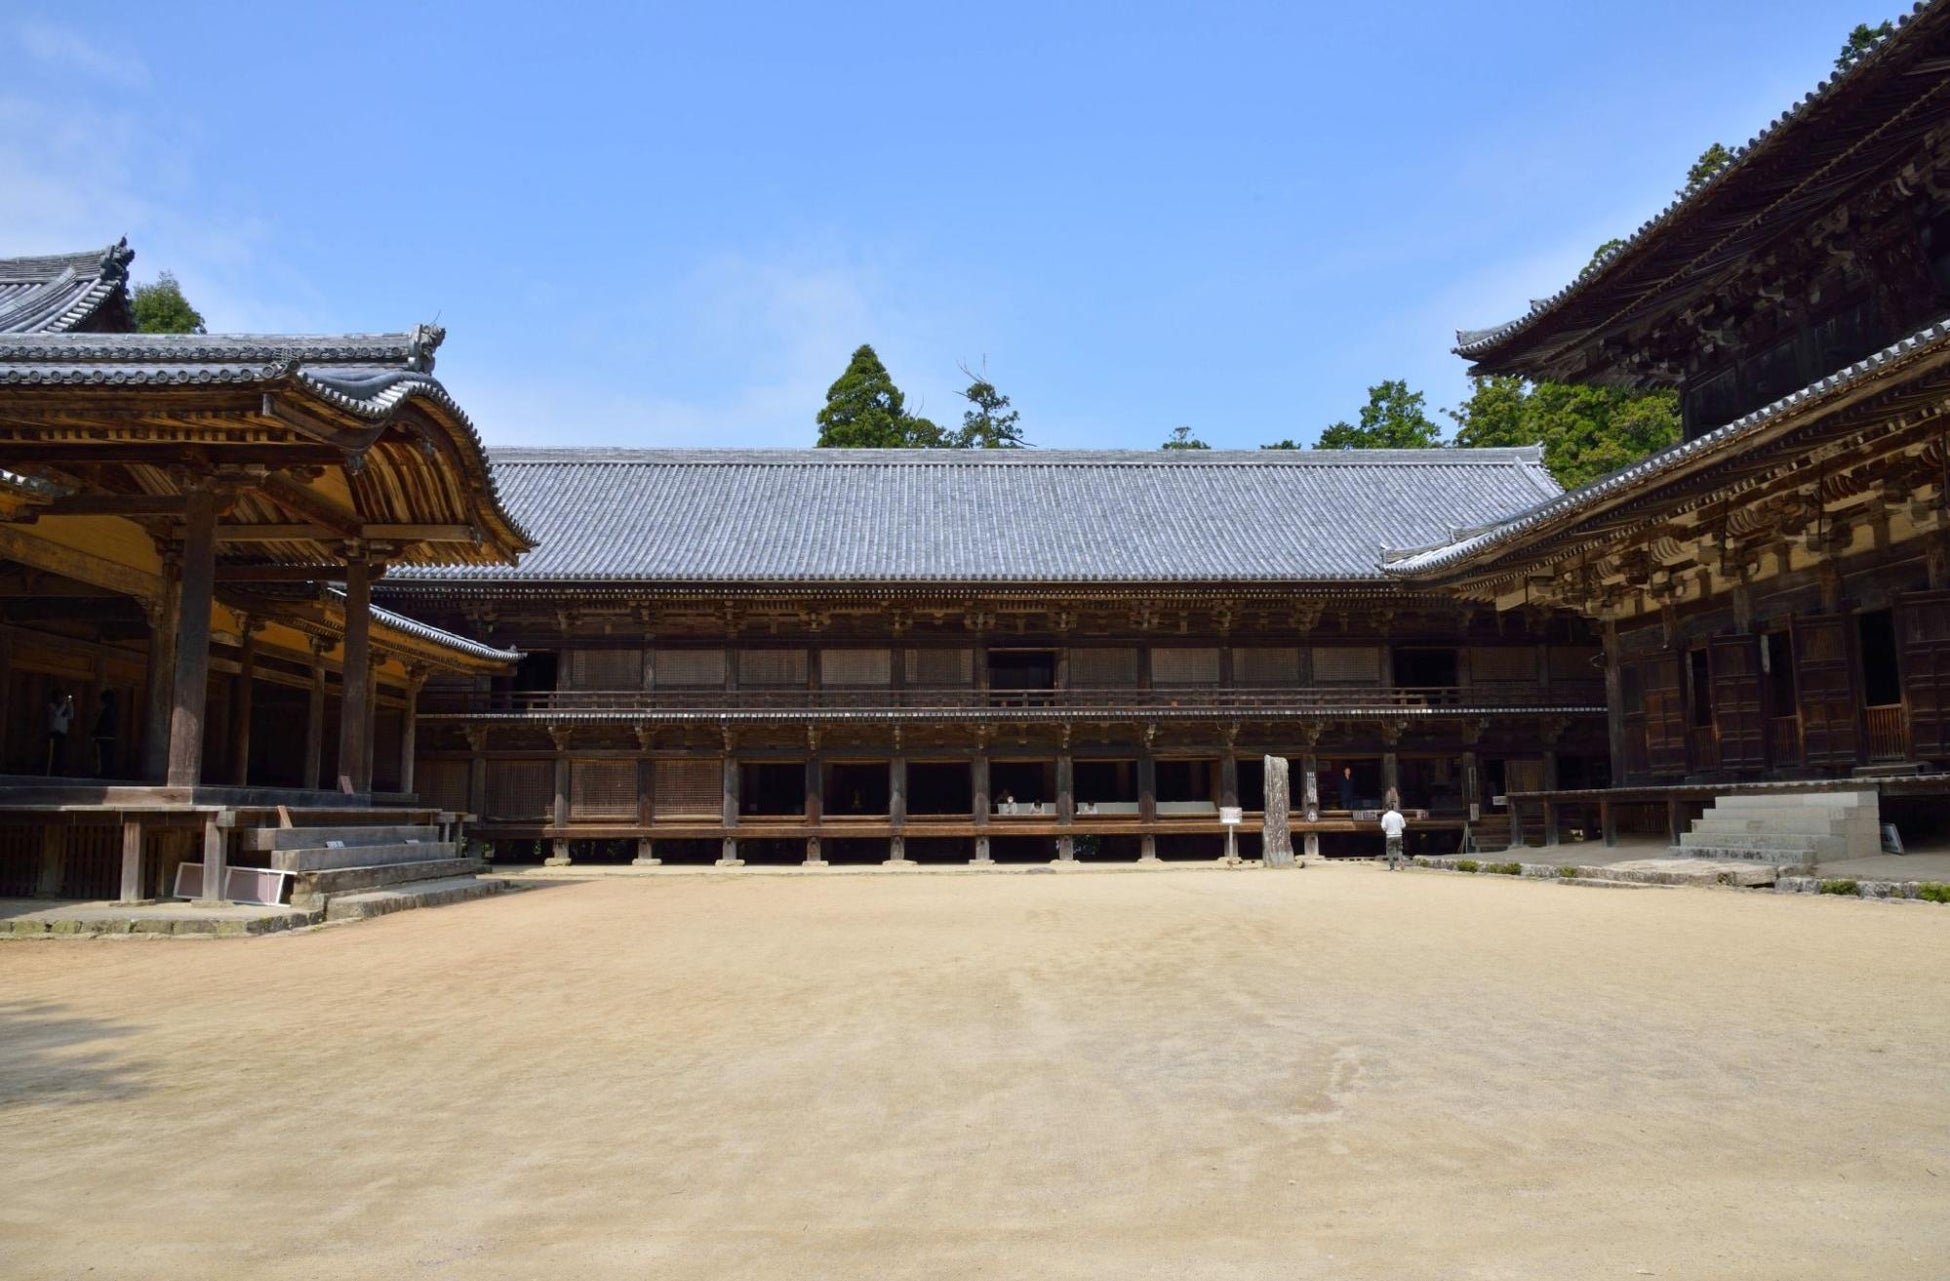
[{"xmin": 1, "ymin": 1, "xmax": 1890, "ymax": 449}]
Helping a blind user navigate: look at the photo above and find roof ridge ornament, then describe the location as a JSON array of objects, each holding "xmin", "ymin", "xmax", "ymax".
[
  {"xmin": 406, "ymin": 323, "xmax": 445, "ymax": 373},
  {"xmin": 98, "ymin": 237, "xmax": 133, "ymax": 283}
]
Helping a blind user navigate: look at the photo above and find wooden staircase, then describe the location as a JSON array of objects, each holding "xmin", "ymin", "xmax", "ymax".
[{"xmin": 234, "ymin": 808, "xmax": 503, "ymax": 921}]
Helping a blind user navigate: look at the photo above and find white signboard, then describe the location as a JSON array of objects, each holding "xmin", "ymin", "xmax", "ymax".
[{"xmin": 1219, "ymin": 806, "xmax": 1243, "ymax": 826}]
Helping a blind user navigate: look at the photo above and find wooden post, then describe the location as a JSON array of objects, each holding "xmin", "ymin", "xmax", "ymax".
[
  {"xmin": 1506, "ymin": 797, "xmax": 1524, "ymax": 851},
  {"xmin": 1381, "ymin": 751, "xmax": 1399, "ymax": 808},
  {"xmin": 165, "ymin": 490, "xmax": 218, "ymax": 787},
  {"xmin": 464, "ymin": 727, "xmax": 488, "ymax": 825},
  {"xmin": 398, "ymin": 668, "xmax": 424, "ymax": 795},
  {"xmin": 141, "ymin": 553, "xmax": 180, "ymax": 783},
  {"xmin": 1301, "ymin": 749, "xmax": 1320, "ymax": 861},
  {"xmin": 886, "ymin": 757, "xmax": 912, "ymax": 865},
  {"xmin": 35, "ymin": 826, "xmax": 63, "ymax": 896},
  {"xmin": 1056, "ymin": 753, "xmax": 1074, "ymax": 824},
  {"xmin": 229, "ymin": 618, "xmax": 256, "ymax": 786},
  {"xmin": 193, "ymin": 811, "xmax": 228, "ymax": 906},
  {"xmin": 805, "ymin": 756, "xmax": 823, "ymax": 826},
  {"xmin": 1600, "ymin": 798, "xmax": 1618, "ymax": 848},
  {"xmin": 717, "ymin": 752, "xmax": 743, "ymax": 866},
  {"xmin": 1666, "ymin": 795, "xmax": 1684, "ymax": 847},
  {"xmin": 336, "ymin": 552, "xmax": 372, "ymax": 792},
  {"xmin": 117, "ymin": 816, "xmax": 144, "ymax": 903},
  {"xmin": 972, "ymin": 753, "xmax": 990, "ymax": 829},
  {"xmin": 1137, "ymin": 750, "xmax": 1159, "ymax": 861},
  {"xmin": 303, "ymin": 637, "xmax": 327, "ymax": 790},
  {"xmin": 1262, "ymin": 755, "xmax": 1294, "ymax": 866},
  {"xmin": 1220, "ymin": 753, "xmax": 1239, "ymax": 811},
  {"xmin": 1542, "ymin": 800, "xmax": 1560, "ymax": 848}
]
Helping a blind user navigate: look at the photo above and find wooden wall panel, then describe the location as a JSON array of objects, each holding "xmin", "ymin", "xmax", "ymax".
[
  {"xmin": 1068, "ymin": 647, "xmax": 1139, "ymax": 687},
  {"xmin": 1898, "ymin": 590, "xmax": 1950, "ymax": 762},
  {"xmin": 821, "ymin": 649, "xmax": 891, "ymax": 686},
  {"xmin": 570, "ymin": 760, "xmax": 639, "ymax": 820},
  {"xmin": 1470, "ymin": 646, "xmax": 1537, "ymax": 683},
  {"xmin": 654, "ymin": 649, "xmax": 726, "ymax": 687},
  {"xmin": 906, "ymin": 648, "xmax": 974, "ymax": 685},
  {"xmin": 1794, "ymin": 615, "xmax": 1859, "ymax": 768},
  {"xmin": 738, "ymin": 649, "xmax": 809, "ymax": 686},
  {"xmin": 564, "ymin": 648, "xmax": 645, "ymax": 690},
  {"xmin": 1235, "ymin": 647, "xmax": 1301, "ymax": 685},
  {"xmin": 485, "ymin": 760, "xmax": 552, "ymax": 820},
  {"xmin": 652, "ymin": 759, "xmax": 721, "ymax": 817},
  {"xmin": 417, "ymin": 758, "xmax": 470, "ymax": 814},
  {"xmin": 1639, "ymin": 654, "xmax": 1689, "ymax": 778},
  {"xmin": 1709, "ymin": 635, "xmax": 1766, "ymax": 773},
  {"xmin": 1312, "ymin": 646, "xmax": 1381, "ymax": 684}
]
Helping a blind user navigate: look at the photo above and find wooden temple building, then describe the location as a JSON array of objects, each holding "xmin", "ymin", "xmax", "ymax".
[
  {"xmin": 0, "ymin": 241, "xmax": 530, "ymax": 907},
  {"xmin": 1389, "ymin": 0, "xmax": 1950, "ymax": 847},
  {"xmin": 380, "ymin": 447, "xmax": 1605, "ymax": 866}
]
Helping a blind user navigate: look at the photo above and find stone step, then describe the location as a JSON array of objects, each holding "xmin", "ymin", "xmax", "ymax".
[
  {"xmin": 1707, "ymin": 792, "xmax": 1875, "ymax": 812},
  {"xmin": 270, "ymin": 841, "xmax": 459, "ymax": 873},
  {"xmin": 1672, "ymin": 845, "xmax": 1803, "ymax": 865},
  {"xmin": 323, "ymin": 875, "xmax": 506, "ymax": 923},
  {"xmin": 1555, "ymin": 877, "xmax": 1669, "ymax": 890},
  {"xmin": 242, "ymin": 825, "xmax": 446, "ymax": 853},
  {"xmin": 1679, "ymin": 830, "xmax": 1845, "ymax": 855},
  {"xmin": 1691, "ymin": 814, "xmax": 1860, "ymax": 836},
  {"xmin": 291, "ymin": 858, "xmax": 483, "ymax": 908}
]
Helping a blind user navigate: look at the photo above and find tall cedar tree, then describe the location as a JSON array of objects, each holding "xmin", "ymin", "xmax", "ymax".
[
  {"xmin": 1161, "ymin": 425, "xmax": 1209, "ymax": 450},
  {"xmin": 1314, "ymin": 380, "xmax": 1443, "ymax": 449},
  {"xmin": 955, "ymin": 364, "xmax": 1025, "ymax": 448},
  {"xmin": 815, "ymin": 345, "xmax": 944, "ymax": 447},
  {"xmin": 131, "ymin": 273, "xmax": 205, "ymax": 334},
  {"xmin": 1447, "ymin": 377, "xmax": 1679, "ymax": 489},
  {"xmin": 1837, "ymin": 20, "xmax": 1894, "ymax": 69}
]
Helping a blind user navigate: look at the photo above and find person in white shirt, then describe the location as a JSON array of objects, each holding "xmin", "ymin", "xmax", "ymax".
[
  {"xmin": 1379, "ymin": 804, "xmax": 1408, "ymax": 870},
  {"xmin": 45, "ymin": 691, "xmax": 74, "ymax": 776}
]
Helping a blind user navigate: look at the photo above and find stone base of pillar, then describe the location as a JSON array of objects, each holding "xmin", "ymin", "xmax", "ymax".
[
  {"xmin": 631, "ymin": 856, "xmax": 662, "ymax": 866},
  {"xmin": 716, "ymin": 838, "xmax": 744, "ymax": 868},
  {"xmin": 883, "ymin": 836, "xmax": 915, "ymax": 867},
  {"xmin": 971, "ymin": 835, "xmax": 993, "ymax": 866},
  {"xmin": 1303, "ymin": 832, "xmax": 1321, "ymax": 861},
  {"xmin": 804, "ymin": 838, "xmax": 827, "ymax": 868},
  {"xmin": 545, "ymin": 839, "xmax": 573, "ymax": 867},
  {"xmin": 1055, "ymin": 835, "xmax": 1075, "ymax": 862},
  {"xmin": 1137, "ymin": 834, "xmax": 1161, "ymax": 863}
]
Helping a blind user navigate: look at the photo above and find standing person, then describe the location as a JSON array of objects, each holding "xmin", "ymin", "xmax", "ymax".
[
  {"xmin": 1380, "ymin": 801, "xmax": 1408, "ymax": 870},
  {"xmin": 91, "ymin": 690, "xmax": 119, "ymax": 778},
  {"xmin": 45, "ymin": 690, "xmax": 74, "ymax": 775},
  {"xmin": 1338, "ymin": 765, "xmax": 1356, "ymax": 812}
]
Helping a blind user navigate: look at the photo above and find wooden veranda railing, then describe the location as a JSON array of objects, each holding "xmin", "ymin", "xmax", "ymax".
[
  {"xmin": 1864, "ymin": 704, "xmax": 1909, "ymax": 762},
  {"xmin": 422, "ymin": 682, "xmax": 1609, "ymax": 718},
  {"xmin": 1768, "ymin": 716, "xmax": 1802, "ymax": 768}
]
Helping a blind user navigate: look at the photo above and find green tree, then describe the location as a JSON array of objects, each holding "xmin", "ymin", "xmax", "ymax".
[
  {"xmin": 1260, "ymin": 438, "xmax": 1301, "ymax": 449},
  {"xmin": 1683, "ymin": 142, "xmax": 1733, "ymax": 193},
  {"xmin": 1161, "ymin": 425, "xmax": 1209, "ymax": 450},
  {"xmin": 1837, "ymin": 19, "xmax": 1894, "ymax": 69},
  {"xmin": 815, "ymin": 344, "xmax": 944, "ymax": 448},
  {"xmin": 953, "ymin": 361, "xmax": 1026, "ymax": 448},
  {"xmin": 1447, "ymin": 376, "xmax": 1680, "ymax": 489},
  {"xmin": 130, "ymin": 272, "xmax": 205, "ymax": 334},
  {"xmin": 1315, "ymin": 380, "xmax": 1443, "ymax": 449}
]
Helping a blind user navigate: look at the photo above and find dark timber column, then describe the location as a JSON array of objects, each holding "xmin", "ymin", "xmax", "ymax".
[
  {"xmin": 972, "ymin": 749, "xmax": 992, "ymax": 864},
  {"xmin": 398, "ymin": 668, "xmax": 424, "ymax": 795},
  {"xmin": 228, "ymin": 618, "xmax": 256, "ymax": 786},
  {"xmin": 717, "ymin": 744, "xmax": 743, "ymax": 866},
  {"xmin": 1301, "ymin": 748, "xmax": 1320, "ymax": 860},
  {"xmin": 1220, "ymin": 753, "xmax": 1240, "ymax": 811},
  {"xmin": 1055, "ymin": 751, "xmax": 1075, "ymax": 861},
  {"xmin": 1137, "ymin": 749, "xmax": 1158, "ymax": 862},
  {"xmin": 1602, "ymin": 620, "xmax": 1626, "ymax": 784},
  {"xmin": 804, "ymin": 750, "xmax": 825, "ymax": 867},
  {"xmin": 547, "ymin": 727, "xmax": 572, "ymax": 866},
  {"xmin": 141, "ymin": 552, "xmax": 180, "ymax": 782},
  {"xmin": 117, "ymin": 816, "xmax": 145, "ymax": 904},
  {"xmin": 165, "ymin": 489, "xmax": 217, "ymax": 788},
  {"xmin": 303, "ymin": 637, "xmax": 327, "ymax": 790},
  {"xmin": 886, "ymin": 756, "xmax": 912, "ymax": 865},
  {"xmin": 336, "ymin": 550, "xmax": 373, "ymax": 792}
]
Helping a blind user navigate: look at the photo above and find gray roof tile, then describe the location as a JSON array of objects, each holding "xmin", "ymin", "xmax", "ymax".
[
  {"xmin": 397, "ymin": 447, "xmax": 1561, "ymax": 584},
  {"xmin": 0, "ymin": 240, "xmax": 135, "ymax": 334}
]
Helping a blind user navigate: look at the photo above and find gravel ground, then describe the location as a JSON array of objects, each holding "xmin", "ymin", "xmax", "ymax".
[{"xmin": 1, "ymin": 865, "xmax": 1946, "ymax": 1280}]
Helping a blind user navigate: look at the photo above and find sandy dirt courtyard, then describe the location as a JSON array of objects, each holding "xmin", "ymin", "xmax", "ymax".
[{"xmin": 2, "ymin": 866, "xmax": 1946, "ymax": 1280}]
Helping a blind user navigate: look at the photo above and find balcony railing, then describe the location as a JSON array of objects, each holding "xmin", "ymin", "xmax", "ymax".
[
  {"xmin": 1865, "ymin": 704, "xmax": 1909, "ymax": 762},
  {"xmin": 422, "ymin": 682, "xmax": 1607, "ymax": 717}
]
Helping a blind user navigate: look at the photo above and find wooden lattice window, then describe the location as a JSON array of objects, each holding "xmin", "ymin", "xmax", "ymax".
[
  {"xmin": 564, "ymin": 649, "xmax": 644, "ymax": 690},
  {"xmin": 1067, "ymin": 648, "xmax": 1139, "ymax": 687},
  {"xmin": 485, "ymin": 760, "xmax": 552, "ymax": 820},
  {"xmin": 1235, "ymin": 647, "xmax": 1300, "ymax": 685},
  {"xmin": 417, "ymin": 759, "xmax": 470, "ymax": 813},
  {"xmin": 1469, "ymin": 646, "xmax": 1538, "ymax": 683},
  {"xmin": 654, "ymin": 649, "xmax": 727, "ymax": 687},
  {"xmin": 1547, "ymin": 646, "xmax": 1601, "ymax": 681},
  {"xmin": 652, "ymin": 759, "xmax": 721, "ymax": 817},
  {"xmin": 821, "ymin": 649, "xmax": 892, "ymax": 686},
  {"xmin": 571, "ymin": 760, "xmax": 639, "ymax": 820},
  {"xmin": 1312, "ymin": 646, "xmax": 1381, "ymax": 683},
  {"xmin": 905, "ymin": 648, "xmax": 974, "ymax": 685},
  {"xmin": 1151, "ymin": 647, "xmax": 1221, "ymax": 685},
  {"xmin": 738, "ymin": 649, "xmax": 809, "ymax": 686}
]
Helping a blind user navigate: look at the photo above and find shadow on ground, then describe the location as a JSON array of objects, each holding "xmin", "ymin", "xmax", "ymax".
[{"xmin": 0, "ymin": 999, "xmax": 150, "ymax": 1107}]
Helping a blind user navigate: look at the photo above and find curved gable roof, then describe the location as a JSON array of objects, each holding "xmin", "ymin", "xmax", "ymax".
[{"xmin": 0, "ymin": 240, "xmax": 135, "ymax": 335}]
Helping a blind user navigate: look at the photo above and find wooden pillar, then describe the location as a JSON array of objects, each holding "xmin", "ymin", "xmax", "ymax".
[
  {"xmin": 193, "ymin": 810, "xmax": 228, "ymax": 906},
  {"xmin": 1381, "ymin": 752, "xmax": 1399, "ymax": 807},
  {"xmin": 34, "ymin": 826, "xmax": 62, "ymax": 896},
  {"xmin": 398, "ymin": 668, "xmax": 424, "ymax": 795},
  {"xmin": 228, "ymin": 618, "xmax": 256, "ymax": 786},
  {"xmin": 336, "ymin": 552, "xmax": 373, "ymax": 793},
  {"xmin": 141, "ymin": 554, "xmax": 180, "ymax": 783},
  {"xmin": 1600, "ymin": 798, "xmax": 1618, "ymax": 848},
  {"xmin": 1542, "ymin": 800, "xmax": 1561, "ymax": 848},
  {"xmin": 972, "ymin": 753, "xmax": 990, "ymax": 828},
  {"xmin": 805, "ymin": 756, "xmax": 823, "ymax": 825},
  {"xmin": 303, "ymin": 637, "xmax": 327, "ymax": 790},
  {"xmin": 545, "ymin": 745, "xmax": 572, "ymax": 866},
  {"xmin": 464, "ymin": 727, "xmax": 488, "ymax": 824},
  {"xmin": 886, "ymin": 757, "xmax": 912, "ymax": 865},
  {"xmin": 1300, "ymin": 749, "xmax": 1320, "ymax": 861},
  {"xmin": 165, "ymin": 489, "xmax": 218, "ymax": 788},
  {"xmin": 1506, "ymin": 797, "xmax": 1524, "ymax": 851},
  {"xmin": 1666, "ymin": 795, "xmax": 1685, "ymax": 847},
  {"xmin": 717, "ymin": 752, "xmax": 743, "ymax": 866},
  {"xmin": 1138, "ymin": 751, "xmax": 1158, "ymax": 862},
  {"xmin": 117, "ymin": 816, "xmax": 145, "ymax": 904},
  {"xmin": 1220, "ymin": 754, "xmax": 1239, "ymax": 810},
  {"xmin": 1056, "ymin": 753, "xmax": 1075, "ymax": 861}
]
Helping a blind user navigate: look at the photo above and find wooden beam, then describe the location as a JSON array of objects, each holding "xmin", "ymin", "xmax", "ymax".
[
  {"xmin": 18, "ymin": 494, "xmax": 190, "ymax": 520},
  {"xmin": 0, "ymin": 442, "xmax": 344, "ymax": 467},
  {"xmin": 215, "ymin": 524, "xmax": 331, "ymax": 543},
  {"xmin": 214, "ymin": 564, "xmax": 389, "ymax": 583},
  {"xmin": 364, "ymin": 524, "xmax": 477, "ymax": 543},
  {"xmin": 0, "ymin": 524, "xmax": 159, "ymax": 601},
  {"xmin": 259, "ymin": 474, "xmax": 362, "ymax": 539}
]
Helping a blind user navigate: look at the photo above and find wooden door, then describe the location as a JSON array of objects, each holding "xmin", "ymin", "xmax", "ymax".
[
  {"xmin": 1898, "ymin": 590, "xmax": 1950, "ymax": 763},
  {"xmin": 1794, "ymin": 615, "xmax": 1859, "ymax": 768},
  {"xmin": 1639, "ymin": 654, "xmax": 1689, "ymax": 778},
  {"xmin": 1710, "ymin": 635, "xmax": 1767, "ymax": 773}
]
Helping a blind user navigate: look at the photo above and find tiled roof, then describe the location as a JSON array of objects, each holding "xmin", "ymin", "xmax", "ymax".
[
  {"xmin": 393, "ymin": 447, "xmax": 1562, "ymax": 585},
  {"xmin": 1454, "ymin": 0, "xmax": 1945, "ymax": 363},
  {"xmin": 0, "ymin": 240, "xmax": 135, "ymax": 334},
  {"xmin": 1387, "ymin": 317, "xmax": 1950, "ymax": 577}
]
